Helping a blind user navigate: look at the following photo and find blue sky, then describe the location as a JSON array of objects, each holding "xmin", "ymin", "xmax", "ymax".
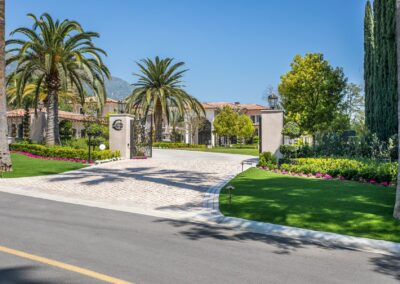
[{"xmin": 6, "ymin": 0, "xmax": 367, "ymax": 104}]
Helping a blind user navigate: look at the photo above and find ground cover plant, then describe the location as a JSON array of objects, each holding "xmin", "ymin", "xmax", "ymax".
[
  {"xmin": 10, "ymin": 143, "xmax": 120, "ymax": 161},
  {"xmin": 2, "ymin": 153, "xmax": 86, "ymax": 178},
  {"xmin": 220, "ymin": 168, "xmax": 400, "ymax": 242}
]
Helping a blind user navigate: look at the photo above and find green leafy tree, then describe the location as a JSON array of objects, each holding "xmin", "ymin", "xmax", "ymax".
[
  {"xmin": 342, "ymin": 83, "xmax": 365, "ymax": 130},
  {"xmin": 7, "ymin": 13, "xmax": 110, "ymax": 145},
  {"xmin": 59, "ymin": 120, "xmax": 73, "ymax": 142},
  {"xmin": 282, "ymin": 121, "xmax": 301, "ymax": 140},
  {"xmin": 237, "ymin": 114, "xmax": 255, "ymax": 143},
  {"xmin": 278, "ymin": 53, "xmax": 347, "ymax": 146},
  {"xmin": 126, "ymin": 57, "xmax": 204, "ymax": 142},
  {"xmin": 213, "ymin": 106, "xmax": 239, "ymax": 145}
]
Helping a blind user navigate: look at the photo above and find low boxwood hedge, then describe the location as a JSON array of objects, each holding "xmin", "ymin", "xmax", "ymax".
[
  {"xmin": 279, "ymin": 158, "xmax": 397, "ymax": 183},
  {"xmin": 153, "ymin": 142, "xmax": 207, "ymax": 149},
  {"xmin": 10, "ymin": 143, "xmax": 120, "ymax": 161}
]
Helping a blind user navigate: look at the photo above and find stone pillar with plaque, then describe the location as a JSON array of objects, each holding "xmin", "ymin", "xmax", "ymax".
[{"xmin": 109, "ymin": 114, "xmax": 135, "ymax": 159}]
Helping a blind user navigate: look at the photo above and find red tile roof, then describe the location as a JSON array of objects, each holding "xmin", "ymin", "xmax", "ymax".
[
  {"xmin": 7, "ymin": 108, "xmax": 90, "ymax": 122},
  {"xmin": 202, "ymin": 102, "xmax": 269, "ymax": 111}
]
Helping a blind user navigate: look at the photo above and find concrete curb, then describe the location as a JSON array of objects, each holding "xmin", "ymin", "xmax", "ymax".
[{"xmin": 202, "ymin": 168, "xmax": 400, "ymax": 256}]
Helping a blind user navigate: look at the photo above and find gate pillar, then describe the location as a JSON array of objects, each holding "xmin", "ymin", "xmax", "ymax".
[
  {"xmin": 260, "ymin": 110, "xmax": 284, "ymax": 159},
  {"xmin": 109, "ymin": 114, "xmax": 134, "ymax": 159}
]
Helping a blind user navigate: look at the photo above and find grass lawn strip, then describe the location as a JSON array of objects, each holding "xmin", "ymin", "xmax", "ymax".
[
  {"xmin": 2, "ymin": 153, "xmax": 87, "ymax": 178},
  {"xmin": 219, "ymin": 168, "xmax": 400, "ymax": 243}
]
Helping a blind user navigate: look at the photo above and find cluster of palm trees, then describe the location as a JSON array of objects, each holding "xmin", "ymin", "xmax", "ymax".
[{"xmin": 0, "ymin": 10, "xmax": 205, "ymax": 171}]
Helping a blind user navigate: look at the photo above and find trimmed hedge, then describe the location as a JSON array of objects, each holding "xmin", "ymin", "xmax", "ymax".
[
  {"xmin": 153, "ymin": 142, "xmax": 207, "ymax": 149},
  {"xmin": 280, "ymin": 158, "xmax": 397, "ymax": 183},
  {"xmin": 10, "ymin": 143, "xmax": 120, "ymax": 161}
]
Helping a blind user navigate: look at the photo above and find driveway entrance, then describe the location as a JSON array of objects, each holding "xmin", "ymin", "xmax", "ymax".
[{"xmin": 0, "ymin": 149, "xmax": 256, "ymax": 219}]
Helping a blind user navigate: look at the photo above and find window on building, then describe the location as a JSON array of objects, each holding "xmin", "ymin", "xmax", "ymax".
[
  {"xmin": 80, "ymin": 129, "xmax": 86, "ymax": 138},
  {"xmin": 72, "ymin": 129, "xmax": 77, "ymax": 137},
  {"xmin": 256, "ymin": 115, "xmax": 261, "ymax": 123},
  {"xmin": 250, "ymin": 115, "xmax": 255, "ymax": 123}
]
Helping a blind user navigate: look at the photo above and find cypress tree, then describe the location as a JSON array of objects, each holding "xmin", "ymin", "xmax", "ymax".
[
  {"xmin": 385, "ymin": 0, "xmax": 397, "ymax": 140},
  {"xmin": 371, "ymin": 0, "xmax": 398, "ymax": 141},
  {"xmin": 364, "ymin": 0, "xmax": 374, "ymax": 131}
]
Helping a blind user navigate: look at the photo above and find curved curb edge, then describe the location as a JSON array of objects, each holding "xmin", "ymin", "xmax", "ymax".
[{"xmin": 202, "ymin": 171, "xmax": 400, "ymax": 257}]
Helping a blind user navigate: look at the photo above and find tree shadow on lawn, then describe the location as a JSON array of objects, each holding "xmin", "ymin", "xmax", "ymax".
[
  {"xmin": 46, "ymin": 166, "xmax": 216, "ymax": 192},
  {"xmin": 155, "ymin": 218, "xmax": 400, "ymax": 281},
  {"xmin": 221, "ymin": 173, "xmax": 400, "ymax": 242}
]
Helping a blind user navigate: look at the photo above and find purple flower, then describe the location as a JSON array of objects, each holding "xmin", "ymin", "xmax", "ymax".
[
  {"xmin": 315, "ymin": 172, "xmax": 323, "ymax": 178},
  {"xmin": 369, "ymin": 179, "xmax": 377, "ymax": 184},
  {"xmin": 324, "ymin": 174, "xmax": 332, "ymax": 180}
]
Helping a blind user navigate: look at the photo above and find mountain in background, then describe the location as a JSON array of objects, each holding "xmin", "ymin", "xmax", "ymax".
[
  {"xmin": 105, "ymin": 76, "xmax": 133, "ymax": 100},
  {"xmin": 6, "ymin": 62, "xmax": 132, "ymax": 100}
]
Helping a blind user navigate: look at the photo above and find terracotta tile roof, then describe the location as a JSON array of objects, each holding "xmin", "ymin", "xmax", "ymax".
[
  {"xmin": 7, "ymin": 108, "xmax": 90, "ymax": 122},
  {"xmin": 202, "ymin": 102, "xmax": 269, "ymax": 111}
]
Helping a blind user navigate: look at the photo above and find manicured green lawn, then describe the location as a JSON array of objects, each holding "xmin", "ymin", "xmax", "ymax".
[
  {"xmin": 1, "ymin": 153, "xmax": 87, "ymax": 178},
  {"xmin": 185, "ymin": 147, "xmax": 259, "ymax": 156},
  {"xmin": 220, "ymin": 167, "xmax": 400, "ymax": 242}
]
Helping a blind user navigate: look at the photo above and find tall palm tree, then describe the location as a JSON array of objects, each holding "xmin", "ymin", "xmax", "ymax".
[
  {"xmin": 394, "ymin": 0, "xmax": 400, "ymax": 220},
  {"xmin": 126, "ymin": 57, "xmax": 204, "ymax": 142},
  {"xmin": 7, "ymin": 73, "xmax": 77, "ymax": 111},
  {"xmin": 0, "ymin": 0, "xmax": 11, "ymax": 171},
  {"xmin": 6, "ymin": 13, "xmax": 110, "ymax": 145}
]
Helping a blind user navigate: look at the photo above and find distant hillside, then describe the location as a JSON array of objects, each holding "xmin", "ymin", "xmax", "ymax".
[
  {"xmin": 105, "ymin": 76, "xmax": 133, "ymax": 100},
  {"xmin": 6, "ymin": 62, "xmax": 132, "ymax": 100}
]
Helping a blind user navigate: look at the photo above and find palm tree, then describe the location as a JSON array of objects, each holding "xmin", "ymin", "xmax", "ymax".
[
  {"xmin": 126, "ymin": 57, "xmax": 204, "ymax": 142},
  {"xmin": 394, "ymin": 0, "xmax": 400, "ymax": 220},
  {"xmin": 7, "ymin": 73, "xmax": 77, "ymax": 111},
  {"xmin": 6, "ymin": 13, "xmax": 110, "ymax": 145},
  {"xmin": 0, "ymin": 0, "xmax": 12, "ymax": 172}
]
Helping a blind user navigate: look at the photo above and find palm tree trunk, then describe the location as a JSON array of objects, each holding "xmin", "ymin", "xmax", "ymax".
[
  {"xmin": 54, "ymin": 93, "xmax": 61, "ymax": 144},
  {"xmin": 394, "ymin": 0, "xmax": 400, "ymax": 220},
  {"xmin": 154, "ymin": 101, "xmax": 163, "ymax": 142},
  {"xmin": 0, "ymin": 0, "xmax": 12, "ymax": 172},
  {"xmin": 45, "ymin": 89, "xmax": 56, "ymax": 145}
]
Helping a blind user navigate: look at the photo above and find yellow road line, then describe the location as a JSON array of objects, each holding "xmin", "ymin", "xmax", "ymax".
[{"xmin": 0, "ymin": 245, "xmax": 132, "ymax": 284}]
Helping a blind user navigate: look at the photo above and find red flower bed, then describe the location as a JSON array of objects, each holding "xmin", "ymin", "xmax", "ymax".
[{"xmin": 12, "ymin": 151, "xmax": 92, "ymax": 164}]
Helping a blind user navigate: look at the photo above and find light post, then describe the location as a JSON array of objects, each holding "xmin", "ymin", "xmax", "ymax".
[
  {"xmin": 267, "ymin": 94, "xmax": 279, "ymax": 110},
  {"xmin": 118, "ymin": 100, "xmax": 126, "ymax": 114}
]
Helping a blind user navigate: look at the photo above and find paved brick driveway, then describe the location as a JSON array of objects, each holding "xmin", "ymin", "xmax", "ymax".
[{"xmin": 0, "ymin": 149, "xmax": 256, "ymax": 219}]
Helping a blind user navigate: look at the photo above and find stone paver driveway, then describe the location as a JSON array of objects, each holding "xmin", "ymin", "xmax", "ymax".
[{"xmin": 0, "ymin": 149, "xmax": 256, "ymax": 219}]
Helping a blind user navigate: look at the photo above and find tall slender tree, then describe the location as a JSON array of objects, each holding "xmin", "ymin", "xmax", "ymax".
[
  {"xmin": 7, "ymin": 13, "xmax": 110, "ymax": 145},
  {"xmin": 0, "ymin": 0, "xmax": 12, "ymax": 172},
  {"xmin": 126, "ymin": 57, "xmax": 204, "ymax": 142},
  {"xmin": 371, "ymin": 0, "xmax": 398, "ymax": 141},
  {"xmin": 364, "ymin": 0, "xmax": 374, "ymax": 131},
  {"xmin": 393, "ymin": 0, "xmax": 400, "ymax": 220}
]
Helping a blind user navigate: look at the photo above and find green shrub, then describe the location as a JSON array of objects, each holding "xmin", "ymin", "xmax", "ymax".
[
  {"xmin": 258, "ymin": 152, "xmax": 277, "ymax": 168},
  {"xmin": 10, "ymin": 143, "xmax": 120, "ymax": 161},
  {"xmin": 279, "ymin": 144, "xmax": 298, "ymax": 159},
  {"xmin": 153, "ymin": 142, "xmax": 207, "ymax": 149},
  {"xmin": 280, "ymin": 157, "xmax": 397, "ymax": 183}
]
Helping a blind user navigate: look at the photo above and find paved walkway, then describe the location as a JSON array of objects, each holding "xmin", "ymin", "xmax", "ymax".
[{"xmin": 0, "ymin": 149, "xmax": 256, "ymax": 219}]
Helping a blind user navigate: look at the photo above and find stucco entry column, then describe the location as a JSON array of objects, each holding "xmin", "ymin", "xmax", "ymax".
[
  {"xmin": 260, "ymin": 110, "xmax": 284, "ymax": 158},
  {"xmin": 109, "ymin": 114, "xmax": 134, "ymax": 159}
]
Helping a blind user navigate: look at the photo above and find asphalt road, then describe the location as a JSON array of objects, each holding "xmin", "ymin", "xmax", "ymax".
[{"xmin": 0, "ymin": 192, "xmax": 398, "ymax": 284}]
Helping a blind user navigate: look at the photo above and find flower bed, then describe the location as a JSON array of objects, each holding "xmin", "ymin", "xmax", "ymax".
[
  {"xmin": 10, "ymin": 143, "xmax": 120, "ymax": 162},
  {"xmin": 274, "ymin": 158, "xmax": 397, "ymax": 185},
  {"xmin": 13, "ymin": 151, "xmax": 90, "ymax": 163}
]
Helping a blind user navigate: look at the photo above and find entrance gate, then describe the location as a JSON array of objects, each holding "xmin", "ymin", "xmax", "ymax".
[{"xmin": 130, "ymin": 118, "xmax": 152, "ymax": 158}]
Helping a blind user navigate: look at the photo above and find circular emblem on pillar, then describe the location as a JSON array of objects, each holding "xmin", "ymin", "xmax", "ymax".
[{"xmin": 112, "ymin": 119, "xmax": 123, "ymax": 131}]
